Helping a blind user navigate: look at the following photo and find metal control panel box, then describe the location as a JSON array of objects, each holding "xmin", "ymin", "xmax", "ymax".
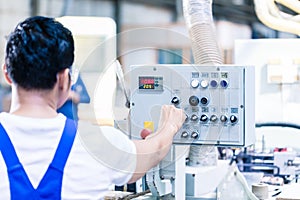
[{"xmin": 129, "ymin": 65, "xmax": 255, "ymax": 146}]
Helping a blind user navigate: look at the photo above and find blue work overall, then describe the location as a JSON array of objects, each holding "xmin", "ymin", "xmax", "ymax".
[{"xmin": 0, "ymin": 119, "xmax": 77, "ymax": 200}]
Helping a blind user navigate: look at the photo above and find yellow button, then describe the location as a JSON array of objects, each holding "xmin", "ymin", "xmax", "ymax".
[{"xmin": 144, "ymin": 121, "xmax": 154, "ymax": 132}]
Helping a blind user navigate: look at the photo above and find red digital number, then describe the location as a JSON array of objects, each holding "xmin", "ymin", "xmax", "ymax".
[{"xmin": 141, "ymin": 78, "xmax": 154, "ymax": 84}]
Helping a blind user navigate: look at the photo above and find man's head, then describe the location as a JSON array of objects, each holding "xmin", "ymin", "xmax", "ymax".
[{"xmin": 4, "ymin": 16, "xmax": 74, "ymax": 90}]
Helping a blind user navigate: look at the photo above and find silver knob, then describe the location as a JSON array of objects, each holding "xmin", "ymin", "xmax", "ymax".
[
  {"xmin": 191, "ymin": 131, "xmax": 199, "ymax": 139},
  {"xmin": 181, "ymin": 131, "xmax": 189, "ymax": 138},
  {"xmin": 190, "ymin": 114, "xmax": 199, "ymax": 121},
  {"xmin": 220, "ymin": 115, "xmax": 228, "ymax": 123},
  {"xmin": 210, "ymin": 115, "xmax": 218, "ymax": 122}
]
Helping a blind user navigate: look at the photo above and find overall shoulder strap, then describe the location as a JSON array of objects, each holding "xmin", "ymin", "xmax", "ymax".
[
  {"xmin": 50, "ymin": 119, "xmax": 77, "ymax": 171},
  {"xmin": 0, "ymin": 123, "xmax": 21, "ymax": 170}
]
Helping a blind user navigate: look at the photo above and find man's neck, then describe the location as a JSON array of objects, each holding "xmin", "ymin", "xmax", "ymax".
[{"xmin": 9, "ymin": 86, "xmax": 58, "ymax": 118}]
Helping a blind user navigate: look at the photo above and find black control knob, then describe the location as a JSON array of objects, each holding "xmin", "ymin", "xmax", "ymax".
[
  {"xmin": 220, "ymin": 115, "xmax": 228, "ymax": 123},
  {"xmin": 181, "ymin": 131, "xmax": 189, "ymax": 138},
  {"xmin": 184, "ymin": 114, "xmax": 189, "ymax": 123},
  {"xmin": 171, "ymin": 97, "xmax": 180, "ymax": 105},
  {"xmin": 191, "ymin": 131, "xmax": 199, "ymax": 139},
  {"xmin": 200, "ymin": 97, "xmax": 209, "ymax": 106},
  {"xmin": 210, "ymin": 115, "xmax": 218, "ymax": 123},
  {"xmin": 230, "ymin": 115, "xmax": 238, "ymax": 124},
  {"xmin": 200, "ymin": 114, "xmax": 209, "ymax": 123},
  {"xmin": 190, "ymin": 114, "xmax": 199, "ymax": 122},
  {"xmin": 189, "ymin": 96, "xmax": 199, "ymax": 106}
]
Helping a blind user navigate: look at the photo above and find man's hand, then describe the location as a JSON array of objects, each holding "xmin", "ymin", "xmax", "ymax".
[
  {"xmin": 140, "ymin": 105, "xmax": 186, "ymax": 140},
  {"xmin": 129, "ymin": 105, "xmax": 186, "ymax": 183},
  {"xmin": 140, "ymin": 129, "xmax": 152, "ymax": 139},
  {"xmin": 157, "ymin": 105, "xmax": 186, "ymax": 134}
]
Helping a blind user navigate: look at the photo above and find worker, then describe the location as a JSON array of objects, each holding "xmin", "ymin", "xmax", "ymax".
[{"xmin": 0, "ymin": 16, "xmax": 186, "ymax": 199}]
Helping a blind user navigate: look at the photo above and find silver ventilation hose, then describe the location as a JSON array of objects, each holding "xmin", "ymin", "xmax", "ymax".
[
  {"xmin": 183, "ymin": 0, "xmax": 223, "ymax": 65},
  {"xmin": 183, "ymin": 0, "xmax": 223, "ymax": 166}
]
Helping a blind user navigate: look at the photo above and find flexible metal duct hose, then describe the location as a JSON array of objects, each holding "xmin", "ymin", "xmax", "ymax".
[
  {"xmin": 183, "ymin": 0, "xmax": 223, "ymax": 65},
  {"xmin": 189, "ymin": 24, "xmax": 223, "ymax": 64},
  {"xmin": 183, "ymin": 0, "xmax": 223, "ymax": 166}
]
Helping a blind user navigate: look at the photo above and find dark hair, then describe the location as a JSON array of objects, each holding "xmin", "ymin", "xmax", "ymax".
[{"xmin": 5, "ymin": 16, "xmax": 74, "ymax": 90}]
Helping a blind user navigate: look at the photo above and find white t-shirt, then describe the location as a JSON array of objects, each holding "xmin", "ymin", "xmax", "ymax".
[{"xmin": 0, "ymin": 112, "xmax": 136, "ymax": 200}]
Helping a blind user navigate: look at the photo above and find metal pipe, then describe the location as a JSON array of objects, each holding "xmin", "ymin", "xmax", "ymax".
[{"xmin": 254, "ymin": 0, "xmax": 300, "ymax": 35}]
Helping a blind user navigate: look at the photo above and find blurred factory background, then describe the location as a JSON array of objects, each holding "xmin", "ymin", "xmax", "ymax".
[
  {"xmin": 0, "ymin": 0, "xmax": 297, "ymax": 112},
  {"xmin": 0, "ymin": 0, "xmax": 297, "ymax": 68}
]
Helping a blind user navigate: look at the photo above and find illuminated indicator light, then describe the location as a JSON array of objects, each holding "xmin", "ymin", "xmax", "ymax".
[
  {"xmin": 220, "ymin": 80, "xmax": 228, "ymax": 88},
  {"xmin": 190, "ymin": 79, "xmax": 200, "ymax": 88},
  {"xmin": 200, "ymin": 80, "xmax": 209, "ymax": 88},
  {"xmin": 210, "ymin": 80, "xmax": 218, "ymax": 88}
]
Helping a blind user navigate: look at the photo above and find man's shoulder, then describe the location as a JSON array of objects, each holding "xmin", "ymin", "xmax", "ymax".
[
  {"xmin": 77, "ymin": 120, "xmax": 131, "ymax": 142},
  {"xmin": 75, "ymin": 120, "xmax": 136, "ymax": 169}
]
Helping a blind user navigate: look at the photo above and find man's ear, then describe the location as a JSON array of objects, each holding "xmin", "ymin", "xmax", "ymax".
[
  {"xmin": 57, "ymin": 68, "xmax": 71, "ymax": 91},
  {"xmin": 2, "ymin": 64, "xmax": 12, "ymax": 84}
]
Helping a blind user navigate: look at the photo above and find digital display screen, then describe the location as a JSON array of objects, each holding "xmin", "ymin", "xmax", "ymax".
[{"xmin": 139, "ymin": 76, "xmax": 163, "ymax": 91}]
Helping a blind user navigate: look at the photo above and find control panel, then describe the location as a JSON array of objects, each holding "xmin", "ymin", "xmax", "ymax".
[{"xmin": 129, "ymin": 65, "xmax": 255, "ymax": 146}]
